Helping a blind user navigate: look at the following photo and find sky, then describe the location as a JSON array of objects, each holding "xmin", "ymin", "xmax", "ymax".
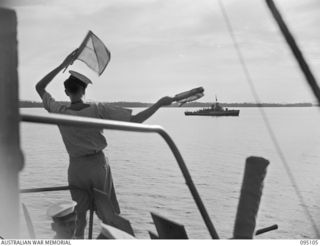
[{"xmin": 4, "ymin": 0, "xmax": 320, "ymax": 103}]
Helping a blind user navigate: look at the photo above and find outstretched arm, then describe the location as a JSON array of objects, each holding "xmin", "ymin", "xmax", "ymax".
[
  {"xmin": 35, "ymin": 49, "xmax": 78, "ymax": 99},
  {"xmin": 130, "ymin": 96, "xmax": 173, "ymax": 123}
]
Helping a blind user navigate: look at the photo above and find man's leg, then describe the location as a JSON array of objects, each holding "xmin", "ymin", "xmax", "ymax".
[
  {"xmin": 68, "ymin": 162, "xmax": 91, "ymax": 239},
  {"xmin": 93, "ymin": 158, "xmax": 120, "ymax": 221},
  {"xmin": 69, "ymin": 188, "xmax": 90, "ymax": 239},
  {"xmin": 102, "ymin": 162, "xmax": 120, "ymax": 214}
]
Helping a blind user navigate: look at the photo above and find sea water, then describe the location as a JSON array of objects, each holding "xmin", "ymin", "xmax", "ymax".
[{"xmin": 19, "ymin": 107, "xmax": 320, "ymax": 239}]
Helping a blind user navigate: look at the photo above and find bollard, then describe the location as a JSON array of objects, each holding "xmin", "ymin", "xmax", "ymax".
[
  {"xmin": 0, "ymin": 8, "xmax": 24, "ymax": 238},
  {"xmin": 233, "ymin": 156, "xmax": 269, "ymax": 239}
]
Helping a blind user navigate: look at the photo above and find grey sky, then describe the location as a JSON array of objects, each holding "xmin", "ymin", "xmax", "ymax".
[{"xmin": 9, "ymin": 0, "xmax": 320, "ymax": 103}]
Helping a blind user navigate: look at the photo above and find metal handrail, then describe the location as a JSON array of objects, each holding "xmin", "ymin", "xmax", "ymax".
[
  {"xmin": 21, "ymin": 112, "xmax": 219, "ymax": 239},
  {"xmin": 20, "ymin": 186, "xmax": 70, "ymax": 193}
]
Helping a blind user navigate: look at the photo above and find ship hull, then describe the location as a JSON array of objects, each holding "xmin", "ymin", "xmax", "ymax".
[{"xmin": 184, "ymin": 110, "xmax": 240, "ymax": 116}]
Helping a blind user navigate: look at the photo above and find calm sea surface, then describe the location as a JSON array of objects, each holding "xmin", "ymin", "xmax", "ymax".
[{"xmin": 19, "ymin": 107, "xmax": 320, "ymax": 239}]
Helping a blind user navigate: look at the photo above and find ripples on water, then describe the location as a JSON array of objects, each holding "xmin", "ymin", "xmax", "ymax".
[{"xmin": 19, "ymin": 107, "xmax": 320, "ymax": 239}]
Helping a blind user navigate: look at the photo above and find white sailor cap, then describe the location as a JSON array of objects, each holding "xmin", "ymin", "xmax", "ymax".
[
  {"xmin": 100, "ymin": 223, "xmax": 135, "ymax": 239},
  {"xmin": 47, "ymin": 201, "xmax": 77, "ymax": 218},
  {"xmin": 69, "ymin": 70, "xmax": 92, "ymax": 85}
]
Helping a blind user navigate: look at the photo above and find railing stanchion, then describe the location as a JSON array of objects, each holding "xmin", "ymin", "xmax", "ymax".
[{"xmin": 88, "ymin": 199, "xmax": 94, "ymax": 239}]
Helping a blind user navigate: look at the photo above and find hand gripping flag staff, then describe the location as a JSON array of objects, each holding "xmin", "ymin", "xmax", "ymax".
[{"xmin": 64, "ymin": 30, "xmax": 110, "ymax": 76}]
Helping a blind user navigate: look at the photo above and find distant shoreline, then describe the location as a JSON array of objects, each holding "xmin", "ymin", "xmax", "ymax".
[{"xmin": 20, "ymin": 101, "xmax": 315, "ymax": 108}]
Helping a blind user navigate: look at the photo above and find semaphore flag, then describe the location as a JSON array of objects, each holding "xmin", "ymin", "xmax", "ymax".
[
  {"xmin": 75, "ymin": 30, "xmax": 111, "ymax": 76},
  {"xmin": 173, "ymin": 87, "xmax": 204, "ymax": 106}
]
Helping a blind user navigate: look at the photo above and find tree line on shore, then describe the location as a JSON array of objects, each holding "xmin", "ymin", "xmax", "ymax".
[{"xmin": 20, "ymin": 100, "xmax": 314, "ymax": 108}]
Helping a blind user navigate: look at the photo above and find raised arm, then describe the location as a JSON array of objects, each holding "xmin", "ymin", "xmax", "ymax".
[
  {"xmin": 130, "ymin": 96, "xmax": 173, "ymax": 123},
  {"xmin": 35, "ymin": 49, "xmax": 78, "ymax": 98}
]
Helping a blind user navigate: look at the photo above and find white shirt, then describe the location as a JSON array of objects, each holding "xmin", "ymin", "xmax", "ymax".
[{"xmin": 42, "ymin": 92, "xmax": 132, "ymax": 157}]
